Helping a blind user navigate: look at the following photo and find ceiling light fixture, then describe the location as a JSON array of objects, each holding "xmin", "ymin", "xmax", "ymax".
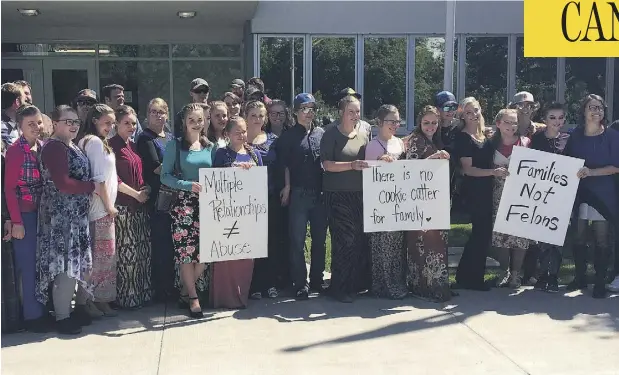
[
  {"xmin": 177, "ymin": 11, "xmax": 196, "ymax": 19},
  {"xmin": 18, "ymin": 9, "xmax": 40, "ymax": 16}
]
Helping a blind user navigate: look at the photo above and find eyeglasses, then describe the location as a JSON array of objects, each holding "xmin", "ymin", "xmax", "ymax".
[
  {"xmin": 501, "ymin": 120, "xmax": 518, "ymax": 126},
  {"xmin": 441, "ymin": 105, "xmax": 458, "ymax": 112},
  {"xmin": 76, "ymin": 100, "xmax": 96, "ymax": 107},
  {"xmin": 192, "ymin": 89, "xmax": 209, "ymax": 95},
  {"xmin": 149, "ymin": 110, "xmax": 167, "ymax": 117},
  {"xmin": 588, "ymin": 104, "xmax": 604, "ymax": 112},
  {"xmin": 59, "ymin": 119, "xmax": 82, "ymax": 126},
  {"xmin": 299, "ymin": 107, "xmax": 315, "ymax": 114},
  {"xmin": 269, "ymin": 111, "xmax": 286, "ymax": 118},
  {"xmin": 513, "ymin": 102, "xmax": 540, "ymax": 111}
]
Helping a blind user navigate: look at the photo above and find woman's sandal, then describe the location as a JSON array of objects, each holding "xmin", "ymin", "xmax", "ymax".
[{"xmin": 188, "ymin": 297, "xmax": 204, "ymax": 319}]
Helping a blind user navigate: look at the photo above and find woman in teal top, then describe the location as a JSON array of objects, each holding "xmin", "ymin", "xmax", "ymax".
[{"xmin": 161, "ymin": 103, "xmax": 215, "ymax": 318}]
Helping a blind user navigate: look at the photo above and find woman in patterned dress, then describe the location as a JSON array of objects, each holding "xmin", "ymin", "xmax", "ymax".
[
  {"xmin": 404, "ymin": 105, "xmax": 452, "ymax": 302},
  {"xmin": 37, "ymin": 105, "xmax": 101, "ymax": 334},
  {"xmin": 364, "ymin": 105, "xmax": 408, "ymax": 299},
  {"xmin": 110, "ymin": 105, "xmax": 152, "ymax": 308},
  {"xmin": 490, "ymin": 108, "xmax": 531, "ymax": 288},
  {"xmin": 161, "ymin": 103, "xmax": 216, "ymax": 318}
]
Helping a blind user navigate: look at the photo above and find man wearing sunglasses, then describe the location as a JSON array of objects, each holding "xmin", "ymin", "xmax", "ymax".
[
  {"xmin": 508, "ymin": 91, "xmax": 546, "ymax": 139},
  {"xmin": 189, "ymin": 78, "xmax": 210, "ymax": 104},
  {"xmin": 72, "ymin": 89, "xmax": 98, "ymax": 124},
  {"xmin": 435, "ymin": 91, "xmax": 459, "ymax": 155}
]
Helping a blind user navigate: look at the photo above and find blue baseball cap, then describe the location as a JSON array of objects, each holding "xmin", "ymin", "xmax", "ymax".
[
  {"xmin": 435, "ymin": 91, "xmax": 457, "ymax": 108},
  {"xmin": 293, "ymin": 93, "xmax": 316, "ymax": 110}
]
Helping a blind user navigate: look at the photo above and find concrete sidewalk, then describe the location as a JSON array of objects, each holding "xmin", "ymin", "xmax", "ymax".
[{"xmin": 1, "ymin": 288, "xmax": 617, "ymax": 375}]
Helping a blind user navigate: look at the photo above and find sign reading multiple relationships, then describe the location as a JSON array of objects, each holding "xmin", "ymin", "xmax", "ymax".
[
  {"xmin": 493, "ymin": 146, "xmax": 584, "ymax": 246},
  {"xmin": 199, "ymin": 167, "xmax": 268, "ymax": 262},
  {"xmin": 362, "ymin": 160, "xmax": 451, "ymax": 233}
]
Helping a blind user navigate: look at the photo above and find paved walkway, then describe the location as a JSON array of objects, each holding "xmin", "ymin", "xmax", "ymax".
[{"xmin": 2, "ymin": 287, "xmax": 617, "ymax": 375}]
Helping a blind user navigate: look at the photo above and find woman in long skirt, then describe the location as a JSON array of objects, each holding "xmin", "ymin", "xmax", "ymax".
[
  {"xmin": 320, "ymin": 94, "xmax": 370, "ymax": 303},
  {"xmin": 404, "ymin": 106, "xmax": 451, "ymax": 302},
  {"xmin": 364, "ymin": 104, "xmax": 408, "ymax": 299},
  {"xmin": 110, "ymin": 105, "xmax": 152, "ymax": 308}
]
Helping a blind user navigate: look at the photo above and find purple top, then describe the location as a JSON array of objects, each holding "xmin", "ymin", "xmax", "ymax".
[
  {"xmin": 213, "ymin": 145, "xmax": 264, "ymax": 168},
  {"xmin": 565, "ymin": 127, "xmax": 619, "ymax": 221}
]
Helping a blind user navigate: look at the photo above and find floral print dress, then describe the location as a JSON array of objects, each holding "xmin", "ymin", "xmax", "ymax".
[
  {"xmin": 405, "ymin": 133, "xmax": 450, "ymax": 302},
  {"xmin": 36, "ymin": 139, "xmax": 93, "ymax": 306}
]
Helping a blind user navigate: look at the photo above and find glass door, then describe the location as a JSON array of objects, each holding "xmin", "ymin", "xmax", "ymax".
[
  {"xmin": 1, "ymin": 60, "xmax": 44, "ymax": 109},
  {"xmin": 43, "ymin": 59, "xmax": 97, "ymax": 112}
]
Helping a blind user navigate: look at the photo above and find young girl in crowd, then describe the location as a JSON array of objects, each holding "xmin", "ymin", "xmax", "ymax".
[
  {"xmin": 4, "ymin": 105, "xmax": 47, "ymax": 331},
  {"xmin": 110, "ymin": 105, "xmax": 152, "ymax": 308},
  {"xmin": 207, "ymin": 101, "xmax": 229, "ymax": 148},
  {"xmin": 320, "ymin": 94, "xmax": 370, "ymax": 303},
  {"xmin": 530, "ymin": 102, "xmax": 569, "ymax": 293},
  {"xmin": 38, "ymin": 105, "xmax": 101, "ymax": 334},
  {"xmin": 211, "ymin": 117, "xmax": 263, "ymax": 309},
  {"xmin": 245, "ymin": 101, "xmax": 279, "ymax": 299},
  {"xmin": 137, "ymin": 98, "xmax": 175, "ymax": 303},
  {"xmin": 453, "ymin": 97, "xmax": 498, "ymax": 291},
  {"xmin": 405, "ymin": 105, "xmax": 452, "ymax": 302},
  {"xmin": 565, "ymin": 94, "xmax": 619, "ymax": 299},
  {"xmin": 266, "ymin": 100, "xmax": 292, "ymax": 137},
  {"xmin": 161, "ymin": 103, "xmax": 216, "ymax": 317},
  {"xmin": 490, "ymin": 109, "xmax": 531, "ymax": 288},
  {"xmin": 364, "ymin": 104, "xmax": 408, "ymax": 300},
  {"xmin": 78, "ymin": 104, "xmax": 119, "ymax": 317}
]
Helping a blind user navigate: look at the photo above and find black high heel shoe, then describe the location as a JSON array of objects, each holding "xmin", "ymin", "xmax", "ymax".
[{"xmin": 188, "ymin": 297, "xmax": 203, "ymax": 319}]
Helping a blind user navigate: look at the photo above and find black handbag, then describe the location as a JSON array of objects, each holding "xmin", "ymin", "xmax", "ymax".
[{"xmin": 156, "ymin": 139, "xmax": 181, "ymax": 212}]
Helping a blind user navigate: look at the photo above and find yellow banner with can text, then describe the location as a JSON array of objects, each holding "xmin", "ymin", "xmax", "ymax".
[{"xmin": 524, "ymin": 0, "xmax": 619, "ymax": 57}]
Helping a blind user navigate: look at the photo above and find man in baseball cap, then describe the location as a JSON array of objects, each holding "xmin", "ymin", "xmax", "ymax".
[
  {"xmin": 508, "ymin": 91, "xmax": 544, "ymax": 138},
  {"xmin": 189, "ymin": 78, "xmax": 210, "ymax": 103},
  {"xmin": 230, "ymin": 79, "xmax": 245, "ymax": 99},
  {"xmin": 293, "ymin": 92, "xmax": 316, "ymax": 110},
  {"xmin": 73, "ymin": 89, "xmax": 98, "ymax": 122}
]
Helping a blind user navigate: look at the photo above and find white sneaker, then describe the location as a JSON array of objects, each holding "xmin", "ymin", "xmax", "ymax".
[{"xmin": 606, "ymin": 276, "xmax": 619, "ymax": 292}]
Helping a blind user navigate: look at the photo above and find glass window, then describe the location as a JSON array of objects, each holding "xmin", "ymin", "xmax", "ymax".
[
  {"xmin": 515, "ymin": 37, "xmax": 557, "ymax": 118},
  {"xmin": 564, "ymin": 58, "xmax": 606, "ymax": 124},
  {"xmin": 259, "ymin": 37, "xmax": 304, "ymax": 106},
  {"xmin": 99, "ymin": 61, "xmax": 170, "ymax": 119},
  {"xmin": 312, "ymin": 37, "xmax": 355, "ymax": 119},
  {"xmin": 465, "ymin": 37, "xmax": 508, "ymax": 123},
  {"xmin": 1, "ymin": 69, "xmax": 24, "ymax": 84},
  {"xmin": 364, "ymin": 37, "xmax": 406, "ymax": 120},
  {"xmin": 99, "ymin": 45, "xmax": 169, "ymax": 58},
  {"xmin": 415, "ymin": 37, "xmax": 446, "ymax": 118},
  {"xmin": 172, "ymin": 60, "xmax": 241, "ymax": 114},
  {"xmin": 172, "ymin": 44, "xmax": 241, "ymax": 58}
]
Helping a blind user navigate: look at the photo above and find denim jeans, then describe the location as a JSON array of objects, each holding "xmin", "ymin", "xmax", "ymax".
[{"xmin": 288, "ymin": 188, "xmax": 328, "ymax": 289}]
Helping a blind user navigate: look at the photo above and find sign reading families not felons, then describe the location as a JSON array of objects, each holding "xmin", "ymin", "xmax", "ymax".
[
  {"xmin": 362, "ymin": 160, "xmax": 451, "ymax": 233},
  {"xmin": 493, "ymin": 147, "xmax": 584, "ymax": 246},
  {"xmin": 199, "ymin": 167, "xmax": 268, "ymax": 262}
]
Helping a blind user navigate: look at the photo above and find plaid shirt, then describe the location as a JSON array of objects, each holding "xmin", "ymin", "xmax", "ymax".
[{"xmin": 15, "ymin": 136, "xmax": 43, "ymax": 204}]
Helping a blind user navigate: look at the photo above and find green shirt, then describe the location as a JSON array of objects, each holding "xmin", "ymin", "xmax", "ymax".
[{"xmin": 319, "ymin": 124, "xmax": 369, "ymax": 192}]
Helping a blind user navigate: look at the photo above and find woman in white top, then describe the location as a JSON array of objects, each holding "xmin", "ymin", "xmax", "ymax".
[{"xmin": 77, "ymin": 104, "xmax": 119, "ymax": 317}]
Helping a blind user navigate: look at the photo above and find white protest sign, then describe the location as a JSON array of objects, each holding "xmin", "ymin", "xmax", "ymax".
[
  {"xmin": 199, "ymin": 167, "xmax": 268, "ymax": 262},
  {"xmin": 493, "ymin": 146, "xmax": 583, "ymax": 246},
  {"xmin": 362, "ymin": 159, "xmax": 451, "ymax": 232}
]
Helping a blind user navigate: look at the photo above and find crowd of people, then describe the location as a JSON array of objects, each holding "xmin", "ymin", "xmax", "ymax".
[{"xmin": 1, "ymin": 75, "xmax": 618, "ymax": 336}]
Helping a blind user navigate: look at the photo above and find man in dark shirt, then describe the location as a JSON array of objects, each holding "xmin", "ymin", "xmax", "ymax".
[{"xmin": 276, "ymin": 93, "xmax": 327, "ymax": 300}]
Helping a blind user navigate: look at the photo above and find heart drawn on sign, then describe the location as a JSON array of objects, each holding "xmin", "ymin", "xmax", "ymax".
[{"xmin": 426, "ymin": 217, "xmax": 432, "ymax": 222}]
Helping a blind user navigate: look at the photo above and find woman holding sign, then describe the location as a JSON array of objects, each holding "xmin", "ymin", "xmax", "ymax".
[
  {"xmin": 365, "ymin": 104, "xmax": 408, "ymax": 299},
  {"xmin": 490, "ymin": 109, "xmax": 532, "ymax": 289},
  {"xmin": 320, "ymin": 94, "xmax": 370, "ymax": 303},
  {"xmin": 161, "ymin": 103, "xmax": 216, "ymax": 318},
  {"xmin": 404, "ymin": 105, "xmax": 451, "ymax": 302},
  {"xmin": 529, "ymin": 102, "xmax": 569, "ymax": 293},
  {"xmin": 211, "ymin": 117, "xmax": 263, "ymax": 309},
  {"xmin": 565, "ymin": 94, "xmax": 619, "ymax": 299}
]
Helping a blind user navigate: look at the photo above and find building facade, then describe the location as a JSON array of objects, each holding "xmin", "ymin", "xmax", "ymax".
[{"xmin": 2, "ymin": 1, "xmax": 616, "ymax": 129}]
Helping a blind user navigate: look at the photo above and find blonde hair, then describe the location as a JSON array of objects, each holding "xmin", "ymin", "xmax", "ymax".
[
  {"xmin": 458, "ymin": 97, "xmax": 486, "ymax": 139},
  {"xmin": 338, "ymin": 95, "xmax": 360, "ymax": 112},
  {"xmin": 147, "ymin": 97, "xmax": 168, "ymax": 114}
]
